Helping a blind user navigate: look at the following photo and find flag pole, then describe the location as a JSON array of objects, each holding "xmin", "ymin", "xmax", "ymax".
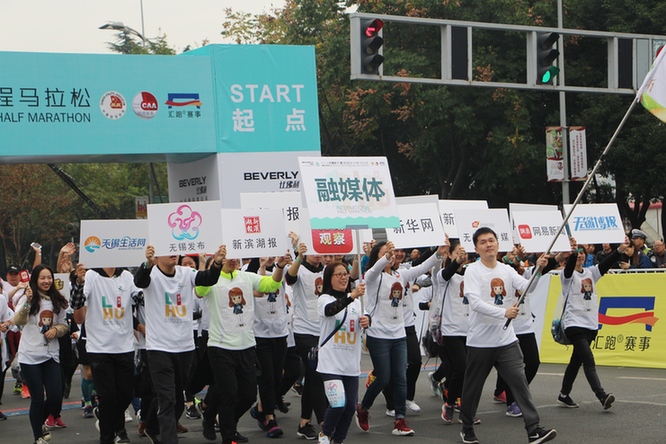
[{"xmin": 503, "ymin": 91, "xmax": 642, "ymax": 330}]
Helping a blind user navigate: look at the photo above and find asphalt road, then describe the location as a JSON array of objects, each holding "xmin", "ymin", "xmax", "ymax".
[{"xmin": 2, "ymin": 356, "xmax": 665, "ymax": 444}]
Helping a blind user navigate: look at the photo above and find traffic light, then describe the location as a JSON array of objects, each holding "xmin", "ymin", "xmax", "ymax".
[
  {"xmin": 536, "ymin": 32, "xmax": 560, "ymax": 84},
  {"xmin": 360, "ymin": 19, "xmax": 385, "ymax": 75}
]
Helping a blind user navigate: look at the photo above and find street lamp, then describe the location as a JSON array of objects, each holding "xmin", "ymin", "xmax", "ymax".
[{"xmin": 99, "ymin": 21, "xmax": 147, "ymax": 46}]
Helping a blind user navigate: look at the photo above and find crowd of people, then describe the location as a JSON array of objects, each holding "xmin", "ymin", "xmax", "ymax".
[{"xmin": 0, "ymin": 228, "xmax": 661, "ymax": 444}]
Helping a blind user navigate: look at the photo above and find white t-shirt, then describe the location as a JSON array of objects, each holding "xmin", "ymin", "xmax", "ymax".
[
  {"xmin": 17, "ymin": 295, "xmax": 66, "ymax": 365},
  {"xmin": 316, "ymin": 294, "xmax": 363, "ymax": 376},
  {"xmin": 253, "ymin": 278, "xmax": 289, "ymax": 339},
  {"xmin": 143, "ymin": 265, "xmax": 198, "ymax": 353},
  {"xmin": 512, "ymin": 266, "xmax": 539, "ymax": 335},
  {"xmin": 561, "ymin": 265, "xmax": 603, "ymax": 330},
  {"xmin": 433, "ymin": 271, "xmax": 469, "ymax": 337},
  {"xmin": 197, "ymin": 270, "xmax": 282, "ymax": 351},
  {"xmin": 364, "ymin": 253, "xmax": 439, "ymax": 339},
  {"xmin": 290, "ymin": 264, "xmax": 324, "ymax": 336},
  {"xmin": 463, "ymin": 261, "xmax": 539, "ymax": 348},
  {"xmin": 83, "ymin": 269, "xmax": 140, "ymax": 354},
  {"xmin": 0, "ymin": 293, "xmax": 14, "ymax": 372}
]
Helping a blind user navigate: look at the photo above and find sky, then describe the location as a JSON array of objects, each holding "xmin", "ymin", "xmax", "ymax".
[{"xmin": 0, "ymin": 0, "xmax": 286, "ymax": 54}]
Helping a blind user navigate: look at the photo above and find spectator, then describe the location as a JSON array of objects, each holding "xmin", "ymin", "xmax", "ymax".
[
  {"xmin": 582, "ymin": 245, "xmax": 598, "ymax": 268},
  {"xmin": 617, "ymin": 241, "xmax": 652, "ymax": 270},
  {"xmin": 13, "ymin": 265, "xmax": 69, "ymax": 444},
  {"xmin": 649, "ymin": 240, "xmax": 665, "ymax": 268},
  {"xmin": 595, "ymin": 244, "xmax": 614, "ymax": 264},
  {"xmin": 631, "ymin": 229, "xmax": 651, "ymax": 255}
]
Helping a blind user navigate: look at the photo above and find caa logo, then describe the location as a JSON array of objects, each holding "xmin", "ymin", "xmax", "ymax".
[
  {"xmin": 84, "ymin": 236, "xmax": 102, "ymax": 253},
  {"xmin": 518, "ymin": 225, "xmax": 533, "ymax": 239},
  {"xmin": 133, "ymin": 92, "xmax": 158, "ymax": 119},
  {"xmin": 598, "ymin": 296, "xmax": 659, "ymax": 332}
]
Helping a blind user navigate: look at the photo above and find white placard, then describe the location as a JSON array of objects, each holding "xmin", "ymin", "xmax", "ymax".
[
  {"xmin": 387, "ymin": 201, "xmax": 446, "ymax": 249},
  {"xmin": 221, "ymin": 208, "xmax": 288, "ymax": 259},
  {"xmin": 454, "ymin": 208, "xmax": 514, "ymax": 252},
  {"xmin": 147, "ymin": 201, "xmax": 223, "ymax": 256},
  {"xmin": 569, "ymin": 126, "xmax": 588, "ymax": 181},
  {"xmin": 298, "ymin": 156, "xmax": 400, "ymax": 229},
  {"xmin": 511, "ymin": 210, "xmax": 571, "ymax": 253},
  {"xmin": 563, "ymin": 203, "xmax": 625, "ymax": 244},
  {"xmin": 79, "ymin": 219, "xmax": 149, "ymax": 268},
  {"xmin": 438, "ymin": 200, "xmax": 488, "ymax": 238},
  {"xmin": 509, "ymin": 203, "xmax": 558, "ymax": 244},
  {"xmin": 240, "ymin": 191, "xmax": 302, "ymax": 236}
]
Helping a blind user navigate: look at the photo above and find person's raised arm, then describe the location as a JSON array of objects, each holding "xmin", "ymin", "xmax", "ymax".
[
  {"xmin": 134, "ymin": 245, "xmax": 156, "ymax": 288},
  {"xmin": 599, "ymin": 236, "xmax": 628, "ymax": 276},
  {"xmin": 194, "ymin": 245, "xmax": 225, "ymax": 286},
  {"xmin": 286, "ymin": 243, "xmax": 307, "ymax": 283}
]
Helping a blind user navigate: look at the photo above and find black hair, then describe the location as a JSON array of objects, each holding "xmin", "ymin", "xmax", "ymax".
[
  {"xmin": 179, "ymin": 255, "xmax": 200, "ymax": 269},
  {"xmin": 365, "ymin": 241, "xmax": 387, "ymax": 272},
  {"xmin": 444, "ymin": 239, "xmax": 462, "ymax": 268},
  {"xmin": 321, "ymin": 262, "xmax": 351, "ymax": 295},
  {"xmin": 472, "ymin": 227, "xmax": 497, "ymax": 246},
  {"xmin": 28, "ymin": 264, "xmax": 69, "ymax": 316}
]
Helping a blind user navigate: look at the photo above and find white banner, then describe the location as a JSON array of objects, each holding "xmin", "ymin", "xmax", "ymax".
[
  {"xmin": 387, "ymin": 201, "xmax": 446, "ymax": 249},
  {"xmin": 563, "ymin": 203, "xmax": 625, "ymax": 244},
  {"xmin": 569, "ymin": 126, "xmax": 588, "ymax": 181},
  {"xmin": 147, "ymin": 201, "xmax": 223, "ymax": 256},
  {"xmin": 79, "ymin": 219, "xmax": 149, "ymax": 268},
  {"xmin": 511, "ymin": 210, "xmax": 571, "ymax": 253},
  {"xmin": 240, "ymin": 191, "xmax": 302, "ymax": 236},
  {"xmin": 298, "ymin": 156, "xmax": 399, "ymax": 230},
  {"xmin": 220, "ymin": 208, "xmax": 288, "ymax": 259},
  {"xmin": 509, "ymin": 203, "xmax": 558, "ymax": 244},
  {"xmin": 438, "ymin": 200, "xmax": 488, "ymax": 238},
  {"xmin": 454, "ymin": 208, "xmax": 514, "ymax": 252},
  {"xmin": 167, "ymin": 154, "xmax": 220, "ymax": 203}
]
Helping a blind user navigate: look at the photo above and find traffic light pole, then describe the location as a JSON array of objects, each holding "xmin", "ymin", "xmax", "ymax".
[{"xmin": 557, "ymin": 0, "xmax": 570, "ymax": 205}]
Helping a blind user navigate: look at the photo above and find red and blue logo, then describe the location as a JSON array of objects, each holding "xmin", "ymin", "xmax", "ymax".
[
  {"xmin": 165, "ymin": 93, "xmax": 202, "ymax": 109},
  {"xmin": 598, "ymin": 296, "xmax": 659, "ymax": 332}
]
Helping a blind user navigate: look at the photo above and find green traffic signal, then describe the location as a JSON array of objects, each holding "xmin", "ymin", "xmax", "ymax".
[
  {"xmin": 541, "ymin": 66, "xmax": 560, "ymax": 84},
  {"xmin": 536, "ymin": 32, "xmax": 560, "ymax": 85}
]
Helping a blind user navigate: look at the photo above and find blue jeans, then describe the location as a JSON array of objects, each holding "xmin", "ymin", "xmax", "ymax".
[
  {"xmin": 361, "ymin": 336, "xmax": 407, "ymax": 418},
  {"xmin": 21, "ymin": 359, "xmax": 63, "ymax": 440}
]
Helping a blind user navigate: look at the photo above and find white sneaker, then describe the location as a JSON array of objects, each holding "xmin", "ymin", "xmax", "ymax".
[
  {"xmin": 125, "ymin": 409, "xmax": 133, "ymax": 423},
  {"xmin": 406, "ymin": 400, "xmax": 421, "ymax": 414},
  {"xmin": 318, "ymin": 431, "xmax": 331, "ymax": 444},
  {"xmin": 385, "ymin": 409, "xmax": 395, "ymax": 417}
]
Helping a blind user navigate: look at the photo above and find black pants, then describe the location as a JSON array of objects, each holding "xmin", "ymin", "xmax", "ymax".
[
  {"xmin": 441, "ymin": 336, "xmax": 467, "ymax": 404},
  {"xmin": 146, "ymin": 350, "xmax": 193, "ymax": 444},
  {"xmin": 185, "ymin": 331, "xmax": 210, "ymax": 402},
  {"xmin": 89, "ymin": 352, "xmax": 135, "ymax": 444},
  {"xmin": 21, "ymin": 359, "xmax": 63, "ymax": 440},
  {"xmin": 256, "ymin": 336, "xmax": 287, "ymax": 416},
  {"xmin": 205, "ymin": 346, "xmax": 257, "ymax": 444},
  {"xmin": 294, "ymin": 333, "xmax": 327, "ymax": 423},
  {"xmin": 278, "ymin": 345, "xmax": 302, "ymax": 399},
  {"xmin": 561, "ymin": 327, "xmax": 607, "ymax": 400}
]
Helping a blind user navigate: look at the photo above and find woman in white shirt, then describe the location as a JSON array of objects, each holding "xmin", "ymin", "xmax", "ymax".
[
  {"xmin": 13, "ymin": 265, "xmax": 69, "ymax": 444},
  {"xmin": 316, "ymin": 262, "xmax": 368, "ymax": 444}
]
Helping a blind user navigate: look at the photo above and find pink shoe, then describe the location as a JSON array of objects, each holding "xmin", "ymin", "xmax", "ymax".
[{"xmin": 44, "ymin": 415, "xmax": 56, "ymax": 428}]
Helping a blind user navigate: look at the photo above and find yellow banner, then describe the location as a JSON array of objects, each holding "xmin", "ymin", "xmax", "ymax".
[{"xmin": 540, "ymin": 273, "xmax": 665, "ymax": 369}]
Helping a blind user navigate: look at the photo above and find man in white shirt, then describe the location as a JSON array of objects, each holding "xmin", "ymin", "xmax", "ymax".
[
  {"xmin": 134, "ymin": 245, "xmax": 226, "ymax": 444},
  {"xmin": 459, "ymin": 227, "xmax": 556, "ymax": 444}
]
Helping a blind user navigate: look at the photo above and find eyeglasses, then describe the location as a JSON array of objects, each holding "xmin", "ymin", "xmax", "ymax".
[{"xmin": 332, "ymin": 272, "xmax": 349, "ymax": 279}]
